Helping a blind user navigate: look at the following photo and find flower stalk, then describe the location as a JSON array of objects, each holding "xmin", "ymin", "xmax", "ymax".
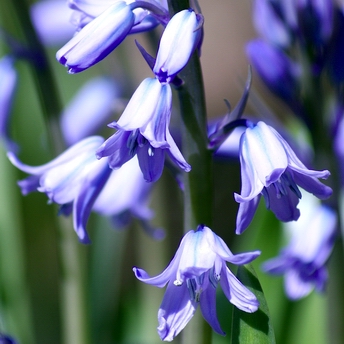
[{"xmin": 168, "ymin": 1, "xmax": 213, "ymax": 342}]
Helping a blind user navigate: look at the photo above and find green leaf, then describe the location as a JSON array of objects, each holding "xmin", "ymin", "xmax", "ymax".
[{"xmin": 230, "ymin": 264, "xmax": 276, "ymax": 344}]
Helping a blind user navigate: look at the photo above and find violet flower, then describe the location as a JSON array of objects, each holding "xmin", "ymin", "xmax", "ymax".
[
  {"xmin": 0, "ymin": 56, "xmax": 18, "ymax": 153},
  {"xmin": 8, "ymin": 136, "xmax": 111, "ymax": 244},
  {"xmin": 56, "ymin": 1, "xmax": 136, "ymax": 73},
  {"xmin": 235, "ymin": 121, "xmax": 332, "ymax": 234},
  {"xmin": 153, "ymin": 8, "xmax": 203, "ymax": 83},
  {"xmin": 68, "ymin": 0, "xmax": 164, "ymax": 33},
  {"xmin": 262, "ymin": 197, "xmax": 337, "ymax": 300},
  {"xmin": 93, "ymin": 155, "xmax": 164, "ymax": 239},
  {"xmin": 61, "ymin": 76, "xmax": 120, "ymax": 145},
  {"xmin": 96, "ymin": 78, "xmax": 191, "ymax": 182},
  {"xmin": 30, "ymin": 0, "xmax": 75, "ymax": 46},
  {"xmin": 246, "ymin": 39, "xmax": 301, "ymax": 107},
  {"xmin": 134, "ymin": 224, "xmax": 260, "ymax": 341}
]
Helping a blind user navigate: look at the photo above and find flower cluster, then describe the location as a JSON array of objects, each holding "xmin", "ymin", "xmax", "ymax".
[{"xmin": 0, "ymin": 0, "xmax": 340, "ymax": 342}]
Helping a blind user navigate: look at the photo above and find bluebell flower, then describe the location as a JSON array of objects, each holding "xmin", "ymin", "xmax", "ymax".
[
  {"xmin": 235, "ymin": 121, "xmax": 332, "ymax": 234},
  {"xmin": 61, "ymin": 76, "xmax": 120, "ymax": 145},
  {"xmin": 153, "ymin": 8, "xmax": 203, "ymax": 83},
  {"xmin": 133, "ymin": 224, "xmax": 260, "ymax": 341},
  {"xmin": 68, "ymin": 0, "xmax": 165, "ymax": 33},
  {"xmin": 96, "ymin": 78, "xmax": 191, "ymax": 182},
  {"xmin": 30, "ymin": 0, "xmax": 75, "ymax": 46},
  {"xmin": 56, "ymin": 1, "xmax": 135, "ymax": 73},
  {"xmin": 93, "ymin": 155, "xmax": 164, "ymax": 239},
  {"xmin": 262, "ymin": 197, "xmax": 337, "ymax": 300},
  {"xmin": 8, "ymin": 136, "xmax": 111, "ymax": 243},
  {"xmin": 246, "ymin": 39, "xmax": 301, "ymax": 108},
  {"xmin": 0, "ymin": 56, "xmax": 18, "ymax": 153}
]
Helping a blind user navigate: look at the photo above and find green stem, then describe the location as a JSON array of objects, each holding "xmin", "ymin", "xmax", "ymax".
[
  {"xmin": 5, "ymin": 0, "xmax": 65, "ymax": 154},
  {"xmin": 2, "ymin": 2, "xmax": 89, "ymax": 343},
  {"xmin": 168, "ymin": 1, "xmax": 213, "ymax": 344}
]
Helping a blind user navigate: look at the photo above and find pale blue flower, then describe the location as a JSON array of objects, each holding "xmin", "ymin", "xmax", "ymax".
[
  {"xmin": 153, "ymin": 8, "xmax": 203, "ymax": 83},
  {"xmin": 30, "ymin": 0, "xmax": 75, "ymax": 46},
  {"xmin": 134, "ymin": 224, "xmax": 260, "ymax": 341},
  {"xmin": 235, "ymin": 121, "xmax": 332, "ymax": 234},
  {"xmin": 61, "ymin": 76, "xmax": 120, "ymax": 145},
  {"xmin": 96, "ymin": 78, "xmax": 191, "ymax": 182},
  {"xmin": 68, "ymin": 0, "xmax": 165, "ymax": 33},
  {"xmin": 93, "ymin": 155, "xmax": 164, "ymax": 239},
  {"xmin": 56, "ymin": 1, "xmax": 135, "ymax": 73},
  {"xmin": 8, "ymin": 136, "xmax": 111, "ymax": 243},
  {"xmin": 262, "ymin": 196, "xmax": 337, "ymax": 300}
]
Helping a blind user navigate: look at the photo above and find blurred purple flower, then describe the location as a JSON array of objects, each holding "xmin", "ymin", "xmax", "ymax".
[
  {"xmin": 153, "ymin": 8, "xmax": 203, "ymax": 83},
  {"xmin": 133, "ymin": 224, "xmax": 260, "ymax": 341},
  {"xmin": 0, "ymin": 56, "xmax": 18, "ymax": 153},
  {"xmin": 93, "ymin": 155, "xmax": 164, "ymax": 239},
  {"xmin": 61, "ymin": 76, "xmax": 120, "ymax": 145},
  {"xmin": 8, "ymin": 136, "xmax": 111, "ymax": 243},
  {"xmin": 30, "ymin": 0, "xmax": 75, "ymax": 46},
  {"xmin": 235, "ymin": 121, "xmax": 332, "ymax": 234},
  {"xmin": 96, "ymin": 77, "xmax": 191, "ymax": 182},
  {"xmin": 246, "ymin": 39, "xmax": 301, "ymax": 107},
  {"xmin": 56, "ymin": 1, "xmax": 135, "ymax": 73},
  {"xmin": 262, "ymin": 197, "xmax": 337, "ymax": 300}
]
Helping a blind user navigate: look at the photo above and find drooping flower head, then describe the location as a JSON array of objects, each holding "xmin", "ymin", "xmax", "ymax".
[
  {"xmin": 56, "ymin": 1, "xmax": 136, "ymax": 73},
  {"xmin": 133, "ymin": 225, "xmax": 260, "ymax": 341},
  {"xmin": 153, "ymin": 8, "xmax": 203, "ymax": 83},
  {"xmin": 8, "ymin": 136, "xmax": 111, "ymax": 243},
  {"xmin": 235, "ymin": 121, "xmax": 332, "ymax": 234},
  {"xmin": 96, "ymin": 77, "xmax": 191, "ymax": 182},
  {"xmin": 93, "ymin": 155, "xmax": 164, "ymax": 239},
  {"xmin": 262, "ymin": 195, "xmax": 337, "ymax": 300}
]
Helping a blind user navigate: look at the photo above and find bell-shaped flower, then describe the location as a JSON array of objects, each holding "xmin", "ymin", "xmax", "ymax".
[
  {"xmin": 235, "ymin": 121, "xmax": 332, "ymax": 234},
  {"xmin": 30, "ymin": 0, "xmax": 76, "ymax": 46},
  {"xmin": 96, "ymin": 78, "xmax": 191, "ymax": 182},
  {"xmin": 7, "ymin": 136, "xmax": 111, "ymax": 244},
  {"xmin": 0, "ymin": 56, "xmax": 18, "ymax": 153},
  {"xmin": 262, "ymin": 196, "xmax": 337, "ymax": 300},
  {"xmin": 133, "ymin": 225, "xmax": 260, "ymax": 341},
  {"xmin": 68, "ymin": 0, "xmax": 164, "ymax": 33},
  {"xmin": 93, "ymin": 155, "xmax": 164, "ymax": 239},
  {"xmin": 61, "ymin": 76, "xmax": 120, "ymax": 145},
  {"xmin": 153, "ymin": 9, "xmax": 203, "ymax": 83},
  {"xmin": 56, "ymin": 1, "xmax": 135, "ymax": 73}
]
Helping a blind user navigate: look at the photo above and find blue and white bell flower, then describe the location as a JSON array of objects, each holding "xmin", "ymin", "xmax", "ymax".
[
  {"xmin": 133, "ymin": 225, "xmax": 260, "ymax": 341},
  {"xmin": 8, "ymin": 136, "xmax": 111, "ymax": 244},
  {"xmin": 56, "ymin": 1, "xmax": 136, "ymax": 73},
  {"xmin": 262, "ymin": 195, "xmax": 337, "ymax": 300},
  {"xmin": 96, "ymin": 77, "xmax": 191, "ymax": 182},
  {"xmin": 93, "ymin": 155, "xmax": 164, "ymax": 239},
  {"xmin": 235, "ymin": 121, "xmax": 332, "ymax": 234},
  {"xmin": 153, "ymin": 8, "xmax": 203, "ymax": 83},
  {"xmin": 68, "ymin": 0, "xmax": 166, "ymax": 33}
]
